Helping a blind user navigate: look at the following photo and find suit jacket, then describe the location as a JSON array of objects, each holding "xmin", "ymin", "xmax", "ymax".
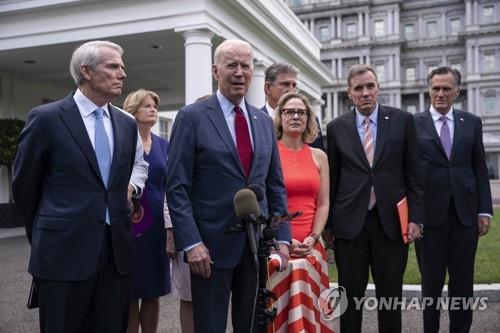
[
  {"xmin": 13, "ymin": 93, "xmax": 140, "ymax": 281},
  {"xmin": 167, "ymin": 94, "xmax": 290, "ymax": 269},
  {"xmin": 259, "ymin": 105, "xmax": 325, "ymax": 150},
  {"xmin": 327, "ymin": 105, "xmax": 424, "ymax": 240},
  {"xmin": 414, "ymin": 109, "xmax": 492, "ymax": 226}
]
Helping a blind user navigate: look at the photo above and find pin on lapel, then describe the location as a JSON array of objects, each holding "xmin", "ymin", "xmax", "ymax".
[
  {"xmin": 384, "ymin": 116, "xmax": 389, "ymax": 120},
  {"xmin": 460, "ymin": 117, "xmax": 464, "ymax": 122},
  {"xmin": 253, "ymin": 115, "xmax": 258, "ymax": 120}
]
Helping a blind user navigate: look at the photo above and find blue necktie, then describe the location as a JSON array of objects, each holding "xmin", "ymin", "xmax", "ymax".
[{"xmin": 94, "ymin": 107, "xmax": 111, "ymax": 224}]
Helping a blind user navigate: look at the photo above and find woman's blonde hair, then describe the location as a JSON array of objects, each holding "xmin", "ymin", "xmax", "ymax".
[
  {"xmin": 274, "ymin": 92, "xmax": 318, "ymax": 144},
  {"xmin": 123, "ymin": 89, "xmax": 160, "ymax": 115}
]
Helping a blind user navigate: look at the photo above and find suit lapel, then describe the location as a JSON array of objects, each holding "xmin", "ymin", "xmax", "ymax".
[
  {"xmin": 346, "ymin": 109, "xmax": 371, "ymax": 169},
  {"xmin": 247, "ymin": 105, "xmax": 263, "ymax": 177},
  {"xmin": 451, "ymin": 110, "xmax": 465, "ymax": 161},
  {"xmin": 373, "ymin": 106, "xmax": 390, "ymax": 167},
  {"xmin": 205, "ymin": 95, "xmax": 245, "ymax": 176},
  {"xmin": 59, "ymin": 94, "xmax": 103, "ymax": 184},
  {"xmin": 421, "ymin": 109, "xmax": 449, "ymax": 160}
]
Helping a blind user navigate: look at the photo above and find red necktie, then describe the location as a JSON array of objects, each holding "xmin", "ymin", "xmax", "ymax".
[{"xmin": 234, "ymin": 105, "xmax": 253, "ymax": 177}]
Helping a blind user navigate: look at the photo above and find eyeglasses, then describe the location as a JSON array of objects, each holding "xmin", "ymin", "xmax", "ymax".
[{"xmin": 281, "ymin": 108, "xmax": 308, "ymax": 119}]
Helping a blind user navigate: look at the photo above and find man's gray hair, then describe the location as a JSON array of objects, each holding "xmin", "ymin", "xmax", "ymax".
[
  {"xmin": 69, "ymin": 40, "xmax": 123, "ymax": 86},
  {"xmin": 265, "ymin": 63, "xmax": 299, "ymax": 83},
  {"xmin": 427, "ymin": 66, "xmax": 461, "ymax": 87}
]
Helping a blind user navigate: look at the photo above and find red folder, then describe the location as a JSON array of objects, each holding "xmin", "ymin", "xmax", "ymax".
[{"xmin": 397, "ymin": 197, "xmax": 409, "ymax": 244}]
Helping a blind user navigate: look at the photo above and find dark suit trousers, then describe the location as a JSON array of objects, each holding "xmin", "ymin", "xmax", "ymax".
[
  {"xmin": 416, "ymin": 200, "xmax": 478, "ymax": 333},
  {"xmin": 191, "ymin": 242, "xmax": 258, "ymax": 333},
  {"xmin": 334, "ymin": 207, "xmax": 408, "ymax": 333},
  {"xmin": 38, "ymin": 225, "xmax": 130, "ymax": 333}
]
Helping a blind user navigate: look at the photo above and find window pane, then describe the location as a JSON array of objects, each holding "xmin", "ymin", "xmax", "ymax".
[
  {"xmin": 483, "ymin": 5, "xmax": 494, "ymax": 24},
  {"xmin": 406, "ymin": 67, "xmax": 416, "ymax": 81},
  {"xmin": 404, "ymin": 24, "xmax": 414, "ymax": 39},
  {"xmin": 407, "ymin": 105, "xmax": 417, "ymax": 114},
  {"xmin": 486, "ymin": 153, "xmax": 499, "ymax": 180},
  {"xmin": 319, "ymin": 26, "xmax": 329, "ymax": 41},
  {"xmin": 450, "ymin": 18, "xmax": 460, "ymax": 35},
  {"xmin": 427, "ymin": 21, "xmax": 437, "ymax": 38},
  {"xmin": 347, "ymin": 23, "xmax": 357, "ymax": 39},
  {"xmin": 483, "ymin": 91, "xmax": 497, "ymax": 114},
  {"xmin": 483, "ymin": 54, "xmax": 495, "ymax": 72},
  {"xmin": 375, "ymin": 20, "xmax": 384, "ymax": 37},
  {"xmin": 158, "ymin": 118, "xmax": 172, "ymax": 140},
  {"xmin": 450, "ymin": 62, "xmax": 462, "ymax": 73},
  {"xmin": 375, "ymin": 64, "xmax": 385, "ymax": 82}
]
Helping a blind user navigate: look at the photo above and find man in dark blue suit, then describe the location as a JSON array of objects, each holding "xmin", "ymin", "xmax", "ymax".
[
  {"xmin": 261, "ymin": 62, "xmax": 324, "ymax": 150},
  {"xmin": 13, "ymin": 40, "xmax": 148, "ymax": 333},
  {"xmin": 166, "ymin": 39, "xmax": 290, "ymax": 332},
  {"xmin": 415, "ymin": 66, "xmax": 493, "ymax": 333}
]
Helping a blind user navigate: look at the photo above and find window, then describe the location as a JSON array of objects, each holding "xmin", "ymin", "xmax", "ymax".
[
  {"xmin": 486, "ymin": 153, "xmax": 499, "ymax": 180},
  {"xmin": 375, "ymin": 64, "xmax": 386, "ymax": 82},
  {"xmin": 482, "ymin": 5, "xmax": 494, "ymax": 24},
  {"xmin": 319, "ymin": 26, "xmax": 330, "ymax": 41},
  {"xmin": 404, "ymin": 24, "xmax": 415, "ymax": 39},
  {"xmin": 426, "ymin": 21, "xmax": 438, "ymax": 38},
  {"xmin": 450, "ymin": 62, "xmax": 462, "ymax": 73},
  {"xmin": 483, "ymin": 90, "xmax": 497, "ymax": 115},
  {"xmin": 405, "ymin": 67, "xmax": 416, "ymax": 81},
  {"xmin": 158, "ymin": 117, "xmax": 172, "ymax": 140},
  {"xmin": 450, "ymin": 18, "xmax": 461, "ymax": 35},
  {"xmin": 291, "ymin": 0, "xmax": 304, "ymax": 6},
  {"xmin": 374, "ymin": 20, "xmax": 385, "ymax": 37},
  {"xmin": 483, "ymin": 53, "xmax": 496, "ymax": 72},
  {"xmin": 347, "ymin": 23, "xmax": 357, "ymax": 39}
]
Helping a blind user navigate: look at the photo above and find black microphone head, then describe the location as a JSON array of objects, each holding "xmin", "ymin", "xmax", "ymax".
[
  {"xmin": 234, "ymin": 188, "xmax": 261, "ymax": 219},
  {"xmin": 247, "ymin": 184, "xmax": 264, "ymax": 201}
]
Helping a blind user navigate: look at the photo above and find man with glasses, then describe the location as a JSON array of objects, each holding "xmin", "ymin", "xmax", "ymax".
[
  {"xmin": 326, "ymin": 64, "xmax": 424, "ymax": 333},
  {"xmin": 262, "ymin": 62, "xmax": 324, "ymax": 149},
  {"xmin": 414, "ymin": 66, "xmax": 492, "ymax": 333}
]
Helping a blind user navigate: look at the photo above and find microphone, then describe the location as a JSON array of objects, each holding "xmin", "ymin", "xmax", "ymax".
[
  {"xmin": 247, "ymin": 184, "xmax": 264, "ymax": 201},
  {"xmin": 233, "ymin": 188, "xmax": 260, "ymax": 271}
]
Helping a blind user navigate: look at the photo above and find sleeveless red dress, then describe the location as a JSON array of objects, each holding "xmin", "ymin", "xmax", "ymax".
[{"xmin": 267, "ymin": 142, "xmax": 334, "ymax": 333}]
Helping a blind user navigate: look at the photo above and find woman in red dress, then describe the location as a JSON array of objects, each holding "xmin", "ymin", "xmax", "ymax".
[{"xmin": 269, "ymin": 92, "xmax": 333, "ymax": 332}]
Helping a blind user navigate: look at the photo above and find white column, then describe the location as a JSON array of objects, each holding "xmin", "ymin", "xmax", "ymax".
[
  {"xmin": 418, "ymin": 15, "xmax": 423, "ymax": 41},
  {"xmin": 181, "ymin": 29, "xmax": 214, "ymax": 104},
  {"xmin": 467, "ymin": 46, "xmax": 473, "ymax": 74},
  {"xmin": 388, "ymin": 54, "xmax": 394, "ymax": 81},
  {"xmin": 310, "ymin": 18, "xmax": 315, "ymax": 34},
  {"xmin": 366, "ymin": 55, "xmax": 371, "ymax": 65},
  {"xmin": 441, "ymin": 13, "xmax": 446, "ymax": 37},
  {"xmin": 365, "ymin": 12, "xmax": 370, "ymax": 37},
  {"xmin": 473, "ymin": 0, "xmax": 478, "ymax": 26},
  {"xmin": 475, "ymin": 86, "xmax": 480, "ymax": 115},
  {"xmin": 326, "ymin": 92, "xmax": 333, "ymax": 119},
  {"xmin": 338, "ymin": 58, "xmax": 343, "ymax": 79},
  {"xmin": 388, "ymin": 11, "xmax": 393, "ymax": 35},
  {"xmin": 359, "ymin": 55, "xmax": 363, "ymax": 64},
  {"xmin": 466, "ymin": 0, "xmax": 472, "ymax": 26},
  {"xmin": 331, "ymin": 16, "xmax": 336, "ymax": 39},
  {"xmin": 395, "ymin": 53, "xmax": 400, "ymax": 80},
  {"xmin": 358, "ymin": 12, "xmax": 363, "ymax": 37},
  {"xmin": 467, "ymin": 86, "xmax": 474, "ymax": 113},
  {"xmin": 419, "ymin": 58, "xmax": 424, "ymax": 80},
  {"xmin": 333, "ymin": 91, "xmax": 339, "ymax": 118},
  {"xmin": 395, "ymin": 92, "xmax": 401, "ymax": 108},
  {"xmin": 337, "ymin": 16, "xmax": 342, "ymax": 39},
  {"xmin": 474, "ymin": 45, "xmax": 480, "ymax": 73},
  {"xmin": 312, "ymin": 100, "xmax": 322, "ymax": 127},
  {"xmin": 419, "ymin": 92, "xmax": 425, "ymax": 111},
  {"xmin": 394, "ymin": 10, "xmax": 400, "ymax": 35},
  {"xmin": 246, "ymin": 60, "xmax": 266, "ymax": 107}
]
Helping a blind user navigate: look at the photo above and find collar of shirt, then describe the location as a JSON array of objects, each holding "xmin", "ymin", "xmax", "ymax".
[
  {"xmin": 430, "ymin": 105, "xmax": 454, "ymax": 124},
  {"xmin": 216, "ymin": 90, "xmax": 249, "ymax": 119},
  {"xmin": 265, "ymin": 102, "xmax": 276, "ymax": 118},
  {"xmin": 355, "ymin": 103, "xmax": 379, "ymax": 128},
  {"xmin": 74, "ymin": 88, "xmax": 111, "ymax": 119}
]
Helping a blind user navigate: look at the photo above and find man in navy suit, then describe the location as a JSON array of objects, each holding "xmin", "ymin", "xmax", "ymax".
[
  {"xmin": 166, "ymin": 39, "xmax": 290, "ymax": 332},
  {"xmin": 261, "ymin": 62, "xmax": 324, "ymax": 149},
  {"xmin": 415, "ymin": 66, "xmax": 493, "ymax": 333},
  {"xmin": 327, "ymin": 64, "xmax": 424, "ymax": 333},
  {"xmin": 13, "ymin": 40, "xmax": 148, "ymax": 333}
]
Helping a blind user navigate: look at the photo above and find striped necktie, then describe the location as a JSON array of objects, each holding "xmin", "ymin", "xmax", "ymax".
[{"xmin": 363, "ymin": 116, "xmax": 376, "ymax": 210}]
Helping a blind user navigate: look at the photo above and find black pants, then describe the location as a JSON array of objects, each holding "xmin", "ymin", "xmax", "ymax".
[
  {"xmin": 38, "ymin": 225, "xmax": 130, "ymax": 333},
  {"xmin": 415, "ymin": 200, "xmax": 478, "ymax": 333},
  {"xmin": 191, "ymin": 243, "xmax": 258, "ymax": 333},
  {"xmin": 334, "ymin": 207, "xmax": 408, "ymax": 333}
]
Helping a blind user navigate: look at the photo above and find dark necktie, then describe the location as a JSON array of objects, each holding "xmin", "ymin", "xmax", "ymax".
[
  {"xmin": 234, "ymin": 105, "xmax": 253, "ymax": 177},
  {"xmin": 440, "ymin": 116, "xmax": 452, "ymax": 160}
]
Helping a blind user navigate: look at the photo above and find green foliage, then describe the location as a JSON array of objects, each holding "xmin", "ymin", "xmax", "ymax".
[{"xmin": 0, "ymin": 118, "xmax": 25, "ymax": 167}]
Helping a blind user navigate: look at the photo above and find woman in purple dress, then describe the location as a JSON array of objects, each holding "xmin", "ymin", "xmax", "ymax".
[{"xmin": 124, "ymin": 89, "xmax": 170, "ymax": 333}]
